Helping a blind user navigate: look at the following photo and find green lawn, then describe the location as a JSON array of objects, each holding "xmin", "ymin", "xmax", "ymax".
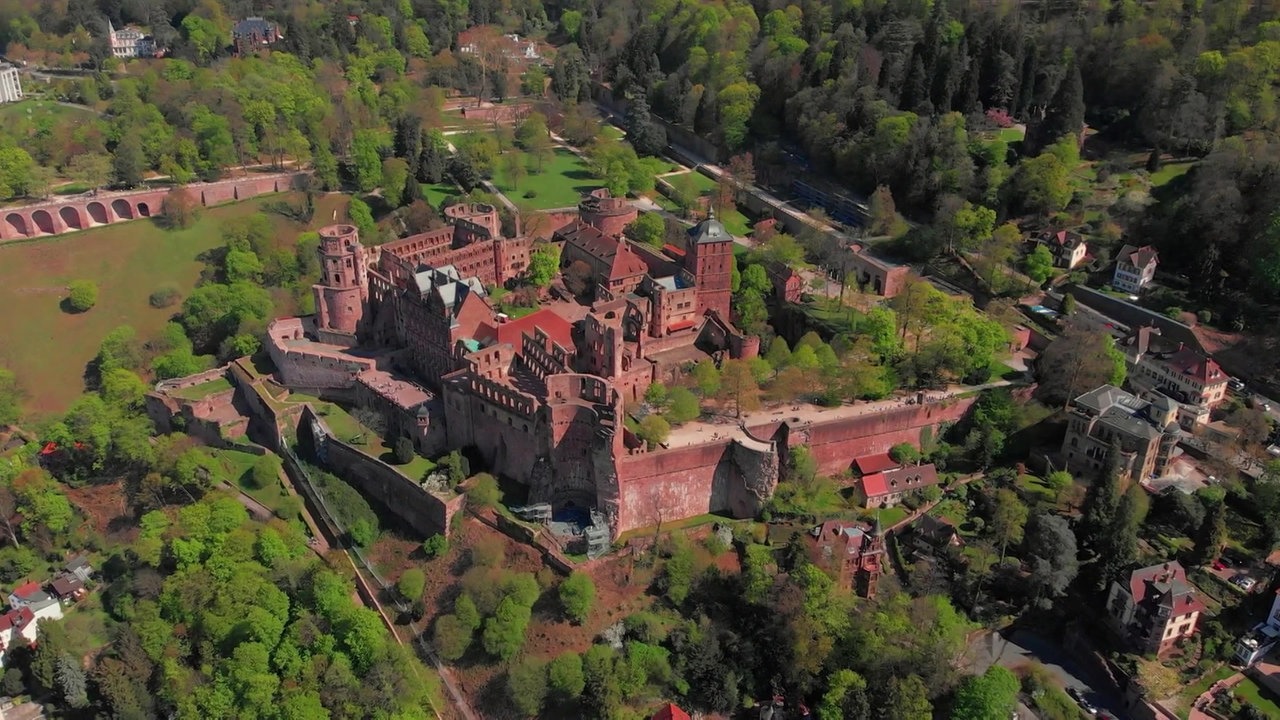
[
  {"xmin": 1234, "ymin": 678, "xmax": 1280, "ymax": 717},
  {"xmin": 995, "ymin": 127, "xmax": 1024, "ymax": 143},
  {"xmin": 171, "ymin": 376, "xmax": 233, "ymax": 401},
  {"xmin": 1150, "ymin": 160, "xmax": 1195, "ymax": 187},
  {"xmin": 863, "ymin": 505, "xmax": 909, "ymax": 527},
  {"xmin": 491, "ymin": 148, "xmax": 598, "ymax": 209},
  {"xmin": 0, "ymin": 99, "xmax": 99, "ymax": 127},
  {"xmin": 601, "ymin": 125, "xmax": 626, "ymax": 140},
  {"xmin": 0, "ymin": 192, "xmax": 350, "ymax": 417},
  {"xmin": 720, "ymin": 206, "xmax": 751, "ymax": 236},
  {"xmin": 420, "ymin": 181, "xmax": 462, "ymax": 210},
  {"xmin": 209, "ymin": 446, "xmax": 300, "ymax": 518},
  {"xmin": 1016, "ymin": 474, "xmax": 1059, "ymax": 505}
]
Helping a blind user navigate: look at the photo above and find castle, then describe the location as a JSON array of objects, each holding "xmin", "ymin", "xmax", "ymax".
[{"xmin": 266, "ymin": 190, "xmax": 971, "ymax": 537}]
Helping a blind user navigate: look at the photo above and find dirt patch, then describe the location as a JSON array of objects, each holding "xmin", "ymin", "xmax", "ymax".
[{"xmin": 65, "ymin": 481, "xmax": 134, "ymax": 542}]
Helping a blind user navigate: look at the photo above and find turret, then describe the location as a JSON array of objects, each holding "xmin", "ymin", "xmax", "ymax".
[{"xmin": 313, "ymin": 224, "xmax": 369, "ymax": 338}]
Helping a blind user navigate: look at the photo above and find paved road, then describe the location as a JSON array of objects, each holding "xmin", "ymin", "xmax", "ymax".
[{"xmin": 969, "ymin": 628, "xmax": 1128, "ymax": 719}]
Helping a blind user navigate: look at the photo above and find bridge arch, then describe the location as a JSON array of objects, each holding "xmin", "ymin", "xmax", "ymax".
[
  {"xmin": 136, "ymin": 201, "xmax": 151, "ymax": 217},
  {"xmin": 31, "ymin": 209, "xmax": 54, "ymax": 235},
  {"xmin": 58, "ymin": 206, "xmax": 83, "ymax": 230},
  {"xmin": 5, "ymin": 213, "xmax": 26, "ymax": 237},
  {"xmin": 86, "ymin": 201, "xmax": 108, "ymax": 224},
  {"xmin": 111, "ymin": 199, "xmax": 132, "ymax": 220}
]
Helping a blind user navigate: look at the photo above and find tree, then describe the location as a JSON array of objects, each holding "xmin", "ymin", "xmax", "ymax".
[
  {"xmin": 467, "ymin": 473, "xmax": 501, "ymax": 509},
  {"xmin": 433, "ymin": 614, "xmax": 472, "ymax": 661},
  {"xmin": 626, "ymin": 92, "xmax": 667, "ymax": 156},
  {"xmin": 719, "ymin": 359, "xmax": 762, "ymax": 417},
  {"xmin": 1024, "ymin": 513, "xmax": 1079, "ymax": 607},
  {"xmin": 66, "ymin": 280, "xmax": 99, "ymax": 312},
  {"xmin": 693, "ymin": 359, "xmax": 721, "ymax": 396},
  {"xmin": 0, "ymin": 368, "xmax": 21, "ymax": 425},
  {"xmin": 161, "ymin": 186, "xmax": 200, "ymax": 229},
  {"xmin": 393, "ymin": 436, "xmax": 415, "ymax": 465},
  {"xmin": 884, "ymin": 675, "xmax": 932, "ymax": 720},
  {"xmin": 527, "ymin": 244, "xmax": 560, "ymax": 288},
  {"xmin": 248, "ymin": 455, "xmax": 281, "ymax": 490},
  {"xmin": 741, "ymin": 264, "xmax": 771, "ymax": 295},
  {"xmin": 1036, "ymin": 323, "xmax": 1128, "ymax": 407},
  {"xmin": 482, "ymin": 597, "xmax": 532, "ymax": 661},
  {"xmin": 1191, "ymin": 501, "xmax": 1227, "ymax": 566},
  {"xmin": 1027, "ymin": 61, "xmax": 1084, "ymax": 155},
  {"xmin": 70, "ymin": 152, "xmax": 112, "ymax": 193},
  {"xmin": 636, "ymin": 415, "xmax": 671, "ymax": 448},
  {"xmin": 1012, "ymin": 153, "xmax": 1072, "ymax": 215},
  {"xmin": 112, "ymin": 134, "xmax": 146, "ymax": 187},
  {"xmin": 507, "ymin": 658, "xmax": 548, "ymax": 717},
  {"xmin": 625, "ymin": 213, "xmax": 666, "ymax": 248},
  {"xmin": 991, "ymin": 489, "xmax": 1028, "ymax": 562},
  {"xmin": 869, "ymin": 185, "xmax": 899, "ymax": 236},
  {"xmin": 645, "ymin": 382, "xmax": 669, "ymax": 408},
  {"xmin": 57, "ymin": 654, "xmax": 88, "ymax": 708},
  {"xmin": 380, "ymin": 158, "xmax": 410, "ymax": 207},
  {"xmin": 351, "ymin": 131, "xmax": 384, "ymax": 192},
  {"xmin": 950, "ymin": 666, "xmax": 1019, "ymax": 720},
  {"xmin": 818, "ymin": 669, "xmax": 870, "ymax": 720},
  {"xmin": 548, "ymin": 652, "xmax": 585, "ymax": 699},
  {"xmin": 667, "ymin": 388, "xmax": 700, "ymax": 424},
  {"xmin": 942, "ymin": 202, "xmax": 997, "ymax": 254},
  {"xmin": 559, "ymin": 571, "xmax": 596, "ymax": 624},
  {"xmin": 1024, "ymin": 245, "xmax": 1055, "ymax": 284},
  {"xmin": 397, "ymin": 568, "xmax": 426, "ymax": 602},
  {"xmin": 660, "ymin": 538, "xmax": 695, "ymax": 605},
  {"xmin": 890, "ymin": 443, "xmax": 922, "ymax": 465}
]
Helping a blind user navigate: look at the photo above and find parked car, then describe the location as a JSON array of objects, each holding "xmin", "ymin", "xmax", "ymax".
[
  {"xmin": 1214, "ymin": 558, "xmax": 1228, "ymax": 570},
  {"xmin": 1067, "ymin": 688, "xmax": 1098, "ymax": 716},
  {"xmin": 1232, "ymin": 574, "xmax": 1258, "ymax": 592},
  {"xmin": 1229, "ymin": 378, "xmax": 1246, "ymax": 392}
]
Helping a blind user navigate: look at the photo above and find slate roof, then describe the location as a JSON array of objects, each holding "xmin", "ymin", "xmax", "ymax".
[
  {"xmin": 1127, "ymin": 561, "xmax": 1206, "ymax": 617},
  {"xmin": 1118, "ymin": 244, "xmax": 1159, "ymax": 271},
  {"xmin": 688, "ymin": 212, "xmax": 730, "ymax": 244}
]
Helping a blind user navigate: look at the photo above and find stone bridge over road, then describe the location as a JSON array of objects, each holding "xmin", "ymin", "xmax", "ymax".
[{"xmin": 0, "ymin": 171, "xmax": 309, "ymax": 242}]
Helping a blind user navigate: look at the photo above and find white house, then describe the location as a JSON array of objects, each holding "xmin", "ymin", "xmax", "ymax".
[
  {"xmin": 1237, "ymin": 589, "xmax": 1280, "ymax": 667},
  {"xmin": 1114, "ymin": 244, "xmax": 1159, "ymax": 294},
  {"xmin": 0, "ymin": 64, "xmax": 22, "ymax": 104}
]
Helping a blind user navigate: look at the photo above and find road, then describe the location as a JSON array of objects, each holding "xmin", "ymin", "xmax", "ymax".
[{"xmin": 968, "ymin": 628, "xmax": 1127, "ymax": 719}]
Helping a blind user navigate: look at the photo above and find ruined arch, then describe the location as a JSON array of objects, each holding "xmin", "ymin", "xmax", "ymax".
[
  {"xmin": 111, "ymin": 199, "xmax": 132, "ymax": 220},
  {"xmin": 86, "ymin": 201, "xmax": 108, "ymax": 224},
  {"xmin": 58, "ymin": 206, "xmax": 83, "ymax": 230},
  {"xmin": 5, "ymin": 213, "xmax": 26, "ymax": 237},
  {"xmin": 136, "ymin": 202, "xmax": 150, "ymax": 217},
  {"xmin": 31, "ymin": 209, "xmax": 54, "ymax": 235}
]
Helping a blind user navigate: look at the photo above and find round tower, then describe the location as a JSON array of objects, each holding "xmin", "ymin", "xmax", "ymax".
[
  {"xmin": 579, "ymin": 188, "xmax": 637, "ymax": 237},
  {"xmin": 313, "ymin": 224, "xmax": 368, "ymax": 337}
]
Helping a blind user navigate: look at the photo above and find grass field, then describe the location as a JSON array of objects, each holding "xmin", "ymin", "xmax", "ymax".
[
  {"xmin": 421, "ymin": 181, "xmax": 462, "ymax": 210},
  {"xmin": 490, "ymin": 148, "xmax": 597, "ymax": 209},
  {"xmin": 1234, "ymin": 678, "xmax": 1280, "ymax": 717},
  {"xmin": 0, "ymin": 99, "xmax": 99, "ymax": 127},
  {"xmin": 0, "ymin": 192, "xmax": 350, "ymax": 418}
]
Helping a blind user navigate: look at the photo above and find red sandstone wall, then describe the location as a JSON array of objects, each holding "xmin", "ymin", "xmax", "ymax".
[
  {"xmin": 536, "ymin": 210, "xmax": 578, "ymax": 239},
  {"xmin": 615, "ymin": 441, "xmax": 730, "ymax": 534},
  {"xmin": 785, "ymin": 399, "xmax": 976, "ymax": 475}
]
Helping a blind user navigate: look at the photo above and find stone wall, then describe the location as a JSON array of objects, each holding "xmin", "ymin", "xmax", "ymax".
[
  {"xmin": 303, "ymin": 406, "xmax": 464, "ymax": 536},
  {"xmin": 781, "ymin": 399, "xmax": 976, "ymax": 476}
]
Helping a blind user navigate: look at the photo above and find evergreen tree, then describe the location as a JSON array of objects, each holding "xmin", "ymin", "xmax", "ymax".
[
  {"xmin": 1027, "ymin": 60, "xmax": 1084, "ymax": 154},
  {"xmin": 626, "ymin": 92, "xmax": 667, "ymax": 157},
  {"xmin": 1190, "ymin": 501, "xmax": 1227, "ymax": 566}
]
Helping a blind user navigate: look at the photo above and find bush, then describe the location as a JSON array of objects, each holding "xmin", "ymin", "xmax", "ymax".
[
  {"xmin": 66, "ymin": 280, "xmax": 99, "ymax": 312},
  {"xmin": 397, "ymin": 568, "xmax": 426, "ymax": 601},
  {"xmin": 433, "ymin": 614, "xmax": 472, "ymax": 661},
  {"xmin": 558, "ymin": 571, "xmax": 596, "ymax": 624},
  {"xmin": 547, "ymin": 652, "xmax": 585, "ymax": 699},
  {"xmin": 422, "ymin": 534, "xmax": 448, "ymax": 559},
  {"xmin": 160, "ymin": 186, "xmax": 200, "ymax": 229},
  {"xmin": 149, "ymin": 284, "xmax": 182, "ymax": 308},
  {"xmin": 467, "ymin": 473, "xmax": 501, "ymax": 509},
  {"xmin": 507, "ymin": 658, "xmax": 548, "ymax": 717},
  {"xmin": 248, "ymin": 454, "xmax": 281, "ymax": 490}
]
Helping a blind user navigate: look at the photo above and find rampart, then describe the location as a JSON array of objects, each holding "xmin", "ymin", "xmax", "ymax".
[
  {"xmin": 0, "ymin": 171, "xmax": 308, "ymax": 243},
  {"xmin": 302, "ymin": 405, "xmax": 464, "ymax": 536}
]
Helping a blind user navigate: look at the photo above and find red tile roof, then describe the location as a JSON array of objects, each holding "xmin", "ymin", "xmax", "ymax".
[
  {"xmin": 608, "ymin": 242, "xmax": 649, "ymax": 282},
  {"xmin": 854, "ymin": 453, "xmax": 899, "ymax": 475},
  {"xmin": 1165, "ymin": 345, "xmax": 1225, "ymax": 385},
  {"xmin": 0, "ymin": 607, "xmax": 34, "ymax": 632},
  {"xmin": 1119, "ymin": 244, "xmax": 1159, "ymax": 270},
  {"xmin": 10, "ymin": 581, "xmax": 40, "ymax": 599},
  {"xmin": 862, "ymin": 464, "xmax": 940, "ymax": 499},
  {"xmin": 479, "ymin": 308, "xmax": 574, "ymax": 351},
  {"xmin": 1126, "ymin": 561, "xmax": 1205, "ymax": 616},
  {"xmin": 652, "ymin": 704, "xmax": 691, "ymax": 720}
]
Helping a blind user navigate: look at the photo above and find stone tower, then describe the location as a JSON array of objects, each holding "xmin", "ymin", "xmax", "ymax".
[
  {"xmin": 313, "ymin": 224, "xmax": 368, "ymax": 340},
  {"xmin": 685, "ymin": 209, "xmax": 734, "ymax": 320}
]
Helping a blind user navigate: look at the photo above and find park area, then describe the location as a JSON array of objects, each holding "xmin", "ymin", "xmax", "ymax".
[
  {"xmin": 490, "ymin": 147, "xmax": 597, "ymax": 210},
  {"xmin": 0, "ymin": 191, "xmax": 350, "ymax": 417}
]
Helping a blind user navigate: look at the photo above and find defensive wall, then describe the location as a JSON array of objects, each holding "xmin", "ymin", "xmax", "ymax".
[
  {"xmin": 301, "ymin": 405, "xmax": 464, "ymax": 537},
  {"xmin": 0, "ymin": 171, "xmax": 308, "ymax": 242}
]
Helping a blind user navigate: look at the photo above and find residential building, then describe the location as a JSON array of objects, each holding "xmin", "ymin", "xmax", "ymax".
[
  {"xmin": 0, "ymin": 64, "xmax": 22, "ymax": 103},
  {"xmin": 1119, "ymin": 326, "xmax": 1228, "ymax": 410},
  {"xmin": 107, "ymin": 21, "xmax": 156, "ymax": 58},
  {"xmin": 8, "ymin": 580, "xmax": 48, "ymax": 610},
  {"xmin": 1236, "ymin": 589, "xmax": 1280, "ymax": 667},
  {"xmin": 905, "ymin": 514, "xmax": 964, "ymax": 560},
  {"xmin": 844, "ymin": 241, "xmax": 909, "ymax": 297},
  {"xmin": 1106, "ymin": 561, "xmax": 1205, "ymax": 656},
  {"xmin": 860, "ymin": 463, "xmax": 940, "ymax": 509},
  {"xmin": 808, "ymin": 519, "xmax": 885, "ymax": 598},
  {"xmin": 766, "ymin": 261, "xmax": 803, "ymax": 303},
  {"xmin": 232, "ymin": 17, "xmax": 283, "ymax": 55},
  {"xmin": 1061, "ymin": 385, "xmax": 1180, "ymax": 482},
  {"xmin": 1040, "ymin": 230, "xmax": 1089, "ymax": 269},
  {"xmin": 1113, "ymin": 244, "xmax": 1158, "ymax": 294},
  {"xmin": 64, "ymin": 555, "xmax": 92, "ymax": 583},
  {"xmin": 49, "ymin": 575, "xmax": 85, "ymax": 603},
  {"xmin": 652, "ymin": 704, "xmax": 691, "ymax": 720}
]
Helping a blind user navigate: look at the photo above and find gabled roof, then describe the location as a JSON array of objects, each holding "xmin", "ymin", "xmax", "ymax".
[
  {"xmin": 1043, "ymin": 230, "xmax": 1086, "ymax": 250},
  {"xmin": 1118, "ymin": 244, "xmax": 1159, "ymax": 270},
  {"xmin": 1126, "ymin": 561, "xmax": 1206, "ymax": 616},
  {"xmin": 854, "ymin": 453, "xmax": 899, "ymax": 475},
  {"xmin": 1162, "ymin": 345, "xmax": 1225, "ymax": 385},
  {"xmin": 477, "ymin": 308, "xmax": 574, "ymax": 352},
  {"xmin": 652, "ymin": 704, "xmax": 691, "ymax": 720},
  {"xmin": 608, "ymin": 242, "xmax": 649, "ymax": 282},
  {"xmin": 862, "ymin": 464, "xmax": 939, "ymax": 498},
  {"xmin": 10, "ymin": 581, "xmax": 41, "ymax": 600},
  {"xmin": 49, "ymin": 576, "xmax": 82, "ymax": 598},
  {"xmin": 0, "ymin": 606, "xmax": 34, "ymax": 633}
]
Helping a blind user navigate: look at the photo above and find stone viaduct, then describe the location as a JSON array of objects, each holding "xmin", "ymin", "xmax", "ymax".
[{"xmin": 0, "ymin": 172, "xmax": 310, "ymax": 242}]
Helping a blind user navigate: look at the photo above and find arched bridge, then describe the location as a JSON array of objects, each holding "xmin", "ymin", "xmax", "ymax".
[{"xmin": 0, "ymin": 172, "xmax": 310, "ymax": 242}]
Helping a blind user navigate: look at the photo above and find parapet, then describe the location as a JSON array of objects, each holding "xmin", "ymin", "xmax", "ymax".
[{"xmin": 319, "ymin": 224, "xmax": 360, "ymax": 252}]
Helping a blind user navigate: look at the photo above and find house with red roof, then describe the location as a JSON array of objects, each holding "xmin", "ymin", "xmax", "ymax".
[
  {"xmin": 1039, "ymin": 229, "xmax": 1089, "ymax": 269},
  {"xmin": 556, "ymin": 221, "xmax": 651, "ymax": 299},
  {"xmin": 1106, "ymin": 561, "xmax": 1205, "ymax": 656},
  {"xmin": 1120, "ymin": 326, "xmax": 1228, "ymax": 410},
  {"xmin": 651, "ymin": 703, "xmax": 691, "ymax": 720},
  {"xmin": 1113, "ymin": 244, "xmax": 1158, "ymax": 294},
  {"xmin": 859, "ymin": 463, "xmax": 939, "ymax": 509}
]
